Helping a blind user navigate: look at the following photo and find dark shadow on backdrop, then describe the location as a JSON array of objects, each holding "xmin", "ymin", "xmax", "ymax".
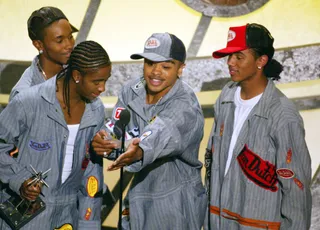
[{"xmin": 0, "ymin": 62, "xmax": 30, "ymax": 94}]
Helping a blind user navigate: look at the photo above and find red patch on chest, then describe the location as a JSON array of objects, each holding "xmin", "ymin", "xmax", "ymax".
[{"xmin": 237, "ymin": 145, "xmax": 278, "ymax": 192}]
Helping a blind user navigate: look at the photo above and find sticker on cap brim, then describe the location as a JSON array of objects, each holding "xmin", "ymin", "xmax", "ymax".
[
  {"xmin": 276, "ymin": 168, "xmax": 295, "ymax": 179},
  {"xmin": 145, "ymin": 38, "xmax": 160, "ymax": 49},
  {"xmin": 87, "ymin": 176, "xmax": 98, "ymax": 198},
  {"xmin": 54, "ymin": 223, "xmax": 73, "ymax": 230},
  {"xmin": 140, "ymin": 131, "xmax": 152, "ymax": 141},
  {"xmin": 228, "ymin": 30, "xmax": 236, "ymax": 42}
]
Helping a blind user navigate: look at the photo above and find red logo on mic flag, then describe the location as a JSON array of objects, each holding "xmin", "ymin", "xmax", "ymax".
[{"xmin": 114, "ymin": 107, "xmax": 124, "ymax": 120}]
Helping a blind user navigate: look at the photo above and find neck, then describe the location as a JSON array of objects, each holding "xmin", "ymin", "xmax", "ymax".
[
  {"xmin": 39, "ymin": 55, "xmax": 64, "ymax": 80},
  {"xmin": 57, "ymin": 77, "xmax": 83, "ymax": 106},
  {"xmin": 239, "ymin": 75, "xmax": 268, "ymax": 100}
]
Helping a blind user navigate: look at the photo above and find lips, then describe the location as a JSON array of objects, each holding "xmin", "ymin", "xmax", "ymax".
[
  {"xmin": 229, "ymin": 68, "xmax": 237, "ymax": 76},
  {"xmin": 149, "ymin": 78, "xmax": 163, "ymax": 86}
]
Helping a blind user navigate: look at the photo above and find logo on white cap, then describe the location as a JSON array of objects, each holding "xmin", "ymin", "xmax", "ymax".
[
  {"xmin": 145, "ymin": 38, "xmax": 160, "ymax": 49},
  {"xmin": 227, "ymin": 30, "xmax": 236, "ymax": 42}
]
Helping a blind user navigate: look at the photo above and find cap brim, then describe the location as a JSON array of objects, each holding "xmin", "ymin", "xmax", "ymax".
[
  {"xmin": 130, "ymin": 53, "xmax": 172, "ymax": 62},
  {"xmin": 212, "ymin": 47, "xmax": 246, "ymax": 58},
  {"xmin": 70, "ymin": 24, "xmax": 79, "ymax": 33}
]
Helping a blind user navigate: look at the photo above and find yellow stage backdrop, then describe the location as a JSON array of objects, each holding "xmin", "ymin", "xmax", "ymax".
[{"xmin": 0, "ymin": 0, "xmax": 319, "ymax": 228}]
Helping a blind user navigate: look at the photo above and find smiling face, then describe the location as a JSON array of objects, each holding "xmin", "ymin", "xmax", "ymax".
[
  {"xmin": 227, "ymin": 49, "xmax": 260, "ymax": 83},
  {"xmin": 75, "ymin": 65, "xmax": 112, "ymax": 101},
  {"xmin": 34, "ymin": 19, "xmax": 75, "ymax": 65},
  {"xmin": 143, "ymin": 59, "xmax": 184, "ymax": 103}
]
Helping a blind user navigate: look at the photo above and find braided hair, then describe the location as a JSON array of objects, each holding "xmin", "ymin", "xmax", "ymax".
[{"xmin": 58, "ymin": 40, "xmax": 111, "ymax": 115}]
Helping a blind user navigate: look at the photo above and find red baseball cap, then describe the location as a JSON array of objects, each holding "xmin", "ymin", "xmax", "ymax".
[{"xmin": 212, "ymin": 23, "xmax": 274, "ymax": 59}]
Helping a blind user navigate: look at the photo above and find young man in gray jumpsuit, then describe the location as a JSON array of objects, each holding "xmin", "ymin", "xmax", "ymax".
[
  {"xmin": 92, "ymin": 32, "xmax": 207, "ymax": 229},
  {"xmin": 205, "ymin": 23, "xmax": 312, "ymax": 229}
]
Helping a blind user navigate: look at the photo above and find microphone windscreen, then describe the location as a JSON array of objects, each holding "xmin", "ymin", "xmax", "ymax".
[
  {"xmin": 113, "ymin": 120, "xmax": 123, "ymax": 139},
  {"xmin": 119, "ymin": 109, "xmax": 131, "ymax": 126}
]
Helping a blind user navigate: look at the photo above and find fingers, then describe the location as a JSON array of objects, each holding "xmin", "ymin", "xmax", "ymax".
[{"xmin": 20, "ymin": 181, "xmax": 42, "ymax": 201}]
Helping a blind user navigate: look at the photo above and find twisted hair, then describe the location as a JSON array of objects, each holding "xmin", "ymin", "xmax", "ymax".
[{"xmin": 57, "ymin": 40, "xmax": 111, "ymax": 115}]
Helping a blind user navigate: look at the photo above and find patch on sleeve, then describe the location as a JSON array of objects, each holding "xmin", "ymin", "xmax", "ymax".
[
  {"xmin": 81, "ymin": 144, "xmax": 90, "ymax": 170},
  {"xmin": 29, "ymin": 140, "xmax": 51, "ymax": 151},
  {"xmin": 54, "ymin": 223, "xmax": 73, "ymax": 230},
  {"xmin": 286, "ymin": 149, "xmax": 292, "ymax": 164},
  {"xmin": 276, "ymin": 168, "xmax": 294, "ymax": 179},
  {"xmin": 149, "ymin": 116, "xmax": 156, "ymax": 124},
  {"xmin": 87, "ymin": 176, "xmax": 99, "ymax": 198},
  {"xmin": 293, "ymin": 177, "xmax": 304, "ymax": 190},
  {"xmin": 114, "ymin": 107, "xmax": 125, "ymax": 120},
  {"xmin": 140, "ymin": 131, "xmax": 152, "ymax": 141},
  {"xmin": 84, "ymin": 208, "xmax": 92, "ymax": 220},
  {"xmin": 219, "ymin": 123, "xmax": 224, "ymax": 136},
  {"xmin": 237, "ymin": 145, "xmax": 278, "ymax": 192}
]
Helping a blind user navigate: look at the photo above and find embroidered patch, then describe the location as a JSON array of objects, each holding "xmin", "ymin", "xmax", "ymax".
[
  {"xmin": 87, "ymin": 176, "xmax": 99, "ymax": 198},
  {"xmin": 294, "ymin": 177, "xmax": 304, "ymax": 190},
  {"xmin": 205, "ymin": 148, "xmax": 212, "ymax": 169},
  {"xmin": 276, "ymin": 168, "xmax": 295, "ymax": 179},
  {"xmin": 114, "ymin": 107, "xmax": 125, "ymax": 120},
  {"xmin": 84, "ymin": 208, "xmax": 92, "ymax": 220},
  {"xmin": 149, "ymin": 116, "xmax": 156, "ymax": 124},
  {"xmin": 286, "ymin": 149, "xmax": 292, "ymax": 164},
  {"xmin": 228, "ymin": 30, "xmax": 236, "ymax": 42},
  {"xmin": 54, "ymin": 223, "xmax": 73, "ymax": 230},
  {"xmin": 219, "ymin": 124, "xmax": 224, "ymax": 136},
  {"xmin": 82, "ymin": 144, "xmax": 90, "ymax": 170},
  {"xmin": 29, "ymin": 140, "xmax": 51, "ymax": 151},
  {"xmin": 140, "ymin": 131, "xmax": 152, "ymax": 141},
  {"xmin": 128, "ymin": 127, "xmax": 140, "ymax": 138},
  {"xmin": 145, "ymin": 38, "xmax": 160, "ymax": 49},
  {"xmin": 237, "ymin": 145, "xmax": 278, "ymax": 192}
]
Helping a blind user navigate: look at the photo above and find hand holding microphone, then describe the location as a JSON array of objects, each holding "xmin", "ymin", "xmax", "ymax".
[{"xmin": 92, "ymin": 129, "xmax": 120, "ymax": 157}]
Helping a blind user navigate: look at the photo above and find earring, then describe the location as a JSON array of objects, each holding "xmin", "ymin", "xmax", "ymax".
[
  {"xmin": 257, "ymin": 66, "xmax": 262, "ymax": 69},
  {"xmin": 39, "ymin": 50, "xmax": 43, "ymax": 54},
  {"xmin": 75, "ymin": 80, "xmax": 79, "ymax": 83}
]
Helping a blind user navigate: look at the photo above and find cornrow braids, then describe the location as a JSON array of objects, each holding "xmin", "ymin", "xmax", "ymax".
[{"xmin": 61, "ymin": 40, "xmax": 111, "ymax": 115}]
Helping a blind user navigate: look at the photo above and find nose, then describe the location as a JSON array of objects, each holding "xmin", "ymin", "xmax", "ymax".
[
  {"xmin": 227, "ymin": 54, "xmax": 236, "ymax": 66},
  {"xmin": 98, "ymin": 82, "xmax": 105, "ymax": 93},
  {"xmin": 65, "ymin": 37, "xmax": 75, "ymax": 51},
  {"xmin": 151, "ymin": 63, "xmax": 161, "ymax": 75}
]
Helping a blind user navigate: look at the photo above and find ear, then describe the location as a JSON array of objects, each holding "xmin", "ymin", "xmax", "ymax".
[
  {"xmin": 177, "ymin": 63, "xmax": 186, "ymax": 77},
  {"xmin": 72, "ymin": 70, "xmax": 81, "ymax": 83},
  {"xmin": 257, "ymin": 55, "xmax": 269, "ymax": 69},
  {"xmin": 32, "ymin": 40, "xmax": 44, "ymax": 53}
]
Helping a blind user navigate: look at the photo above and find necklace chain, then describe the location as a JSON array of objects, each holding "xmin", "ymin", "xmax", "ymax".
[{"xmin": 37, "ymin": 59, "xmax": 47, "ymax": 80}]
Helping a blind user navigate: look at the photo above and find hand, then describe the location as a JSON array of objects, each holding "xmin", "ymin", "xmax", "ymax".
[
  {"xmin": 108, "ymin": 138, "xmax": 143, "ymax": 171},
  {"xmin": 91, "ymin": 130, "xmax": 120, "ymax": 157},
  {"xmin": 20, "ymin": 178, "xmax": 42, "ymax": 201}
]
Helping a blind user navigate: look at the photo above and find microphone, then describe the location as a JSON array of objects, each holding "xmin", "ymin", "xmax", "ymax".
[
  {"xmin": 113, "ymin": 120, "xmax": 123, "ymax": 140},
  {"xmin": 119, "ymin": 109, "xmax": 130, "ymax": 126},
  {"xmin": 113, "ymin": 109, "xmax": 130, "ymax": 140},
  {"xmin": 116, "ymin": 109, "xmax": 130, "ymax": 230}
]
